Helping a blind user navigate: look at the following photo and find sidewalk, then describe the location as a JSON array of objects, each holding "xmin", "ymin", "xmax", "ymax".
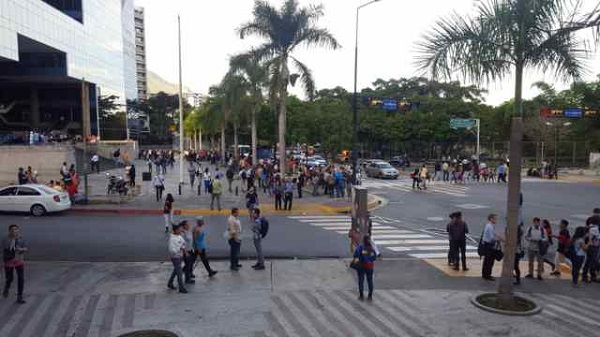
[
  {"xmin": 75, "ymin": 160, "xmax": 384, "ymax": 215},
  {"xmin": 1, "ymin": 258, "xmax": 598, "ymax": 337}
]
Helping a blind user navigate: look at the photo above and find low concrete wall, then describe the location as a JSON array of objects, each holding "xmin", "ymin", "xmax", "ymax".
[
  {"xmin": 0, "ymin": 145, "xmax": 75, "ymax": 185},
  {"xmin": 75, "ymin": 140, "xmax": 138, "ymax": 165},
  {"xmin": 590, "ymin": 152, "xmax": 600, "ymax": 168}
]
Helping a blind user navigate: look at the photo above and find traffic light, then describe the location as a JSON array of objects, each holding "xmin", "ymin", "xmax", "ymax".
[{"xmin": 585, "ymin": 110, "xmax": 598, "ymax": 117}]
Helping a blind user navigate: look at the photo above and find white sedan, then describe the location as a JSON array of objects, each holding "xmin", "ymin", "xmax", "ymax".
[{"xmin": 0, "ymin": 184, "xmax": 71, "ymax": 216}]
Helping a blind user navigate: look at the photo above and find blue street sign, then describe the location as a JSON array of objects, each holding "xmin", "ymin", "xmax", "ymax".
[
  {"xmin": 564, "ymin": 108, "xmax": 583, "ymax": 118},
  {"xmin": 382, "ymin": 99, "xmax": 397, "ymax": 111}
]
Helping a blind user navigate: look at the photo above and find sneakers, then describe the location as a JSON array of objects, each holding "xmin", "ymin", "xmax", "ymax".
[
  {"xmin": 178, "ymin": 288, "xmax": 188, "ymax": 294},
  {"xmin": 252, "ymin": 265, "xmax": 266, "ymax": 270},
  {"xmin": 167, "ymin": 284, "xmax": 176, "ymax": 290},
  {"xmin": 367, "ymin": 294, "xmax": 373, "ymax": 301},
  {"xmin": 16, "ymin": 297, "xmax": 25, "ymax": 304},
  {"xmin": 358, "ymin": 294, "xmax": 364, "ymax": 301},
  {"xmin": 525, "ymin": 274, "xmax": 534, "ymax": 279},
  {"xmin": 208, "ymin": 271, "xmax": 218, "ymax": 277},
  {"xmin": 550, "ymin": 271, "xmax": 561, "ymax": 276}
]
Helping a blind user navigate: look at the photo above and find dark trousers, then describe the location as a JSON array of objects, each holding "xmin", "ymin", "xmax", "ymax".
[
  {"xmin": 229, "ymin": 239, "xmax": 241, "ymax": 269},
  {"xmin": 4, "ymin": 265, "xmax": 24, "ymax": 298},
  {"xmin": 572, "ymin": 255, "xmax": 585, "ymax": 284},
  {"xmin": 443, "ymin": 171, "xmax": 449, "ymax": 181},
  {"xmin": 195, "ymin": 249, "xmax": 214, "ymax": 273},
  {"xmin": 284, "ymin": 192, "xmax": 293, "ymax": 210},
  {"xmin": 449, "ymin": 239, "xmax": 467, "ymax": 269},
  {"xmin": 357, "ymin": 267, "xmax": 374, "ymax": 296},
  {"xmin": 482, "ymin": 243, "xmax": 495, "ymax": 278},
  {"xmin": 91, "ymin": 162, "xmax": 100, "ymax": 174},
  {"xmin": 582, "ymin": 246, "xmax": 598, "ymax": 281},
  {"xmin": 155, "ymin": 186, "xmax": 163, "ymax": 202},
  {"xmin": 183, "ymin": 252, "xmax": 196, "ymax": 282},
  {"xmin": 168, "ymin": 257, "xmax": 185, "ymax": 290},
  {"xmin": 297, "ymin": 185, "xmax": 303, "ymax": 199},
  {"xmin": 274, "ymin": 194, "xmax": 282, "ymax": 210}
]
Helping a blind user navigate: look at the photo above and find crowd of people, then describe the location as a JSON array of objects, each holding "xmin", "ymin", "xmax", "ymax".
[
  {"xmin": 15, "ymin": 161, "xmax": 81, "ymax": 201},
  {"xmin": 475, "ymin": 208, "xmax": 600, "ymax": 287},
  {"xmin": 411, "ymin": 159, "xmax": 510, "ymax": 188}
]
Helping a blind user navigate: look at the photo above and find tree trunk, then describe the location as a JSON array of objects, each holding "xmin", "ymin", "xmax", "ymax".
[
  {"xmin": 234, "ymin": 121, "xmax": 239, "ymax": 162},
  {"xmin": 251, "ymin": 106, "xmax": 257, "ymax": 166},
  {"xmin": 278, "ymin": 90, "xmax": 287, "ymax": 175},
  {"xmin": 220, "ymin": 123, "xmax": 226, "ymax": 166},
  {"xmin": 497, "ymin": 62, "xmax": 524, "ymax": 305}
]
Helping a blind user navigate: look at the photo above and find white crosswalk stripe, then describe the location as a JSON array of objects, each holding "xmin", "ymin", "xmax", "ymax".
[
  {"xmin": 289, "ymin": 215, "xmax": 461, "ymax": 260},
  {"xmin": 360, "ymin": 178, "xmax": 469, "ymax": 197}
]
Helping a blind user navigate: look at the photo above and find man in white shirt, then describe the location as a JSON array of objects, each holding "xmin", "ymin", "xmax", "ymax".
[
  {"xmin": 167, "ymin": 223, "xmax": 188, "ymax": 293},
  {"xmin": 525, "ymin": 217, "xmax": 545, "ymax": 280},
  {"xmin": 227, "ymin": 208, "xmax": 242, "ymax": 271},
  {"xmin": 481, "ymin": 214, "xmax": 499, "ymax": 281},
  {"xmin": 90, "ymin": 154, "xmax": 100, "ymax": 174}
]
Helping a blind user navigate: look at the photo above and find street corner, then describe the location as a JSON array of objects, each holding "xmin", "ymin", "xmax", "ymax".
[{"xmin": 423, "ymin": 258, "xmax": 573, "ymax": 281}]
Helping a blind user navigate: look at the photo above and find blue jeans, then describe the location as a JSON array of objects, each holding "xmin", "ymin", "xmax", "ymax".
[
  {"xmin": 168, "ymin": 257, "xmax": 185, "ymax": 290},
  {"xmin": 572, "ymin": 255, "xmax": 585, "ymax": 284},
  {"xmin": 357, "ymin": 267, "xmax": 374, "ymax": 296},
  {"xmin": 229, "ymin": 239, "xmax": 241, "ymax": 269}
]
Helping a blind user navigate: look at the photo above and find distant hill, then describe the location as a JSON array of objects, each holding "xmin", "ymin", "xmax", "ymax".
[{"xmin": 147, "ymin": 70, "xmax": 192, "ymax": 95}]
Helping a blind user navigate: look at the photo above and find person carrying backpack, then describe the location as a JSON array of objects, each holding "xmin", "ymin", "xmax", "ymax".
[
  {"xmin": 525, "ymin": 217, "xmax": 547, "ymax": 280},
  {"xmin": 251, "ymin": 208, "xmax": 268, "ymax": 270}
]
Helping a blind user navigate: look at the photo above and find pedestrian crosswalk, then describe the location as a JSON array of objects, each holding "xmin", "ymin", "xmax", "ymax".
[
  {"xmin": 265, "ymin": 289, "xmax": 600, "ymax": 337},
  {"xmin": 289, "ymin": 215, "xmax": 479, "ymax": 259},
  {"xmin": 360, "ymin": 178, "xmax": 469, "ymax": 197}
]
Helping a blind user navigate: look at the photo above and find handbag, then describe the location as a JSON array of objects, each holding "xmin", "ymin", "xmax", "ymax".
[
  {"xmin": 350, "ymin": 260, "xmax": 363, "ymax": 271},
  {"xmin": 494, "ymin": 242, "xmax": 504, "ymax": 261}
]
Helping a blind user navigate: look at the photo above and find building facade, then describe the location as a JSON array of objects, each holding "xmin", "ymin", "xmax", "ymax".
[
  {"xmin": 134, "ymin": 7, "xmax": 148, "ymax": 101},
  {"xmin": 0, "ymin": 0, "xmax": 138, "ymax": 141}
]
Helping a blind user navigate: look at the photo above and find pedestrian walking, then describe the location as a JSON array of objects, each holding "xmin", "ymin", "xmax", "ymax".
[
  {"xmin": 297, "ymin": 173, "xmax": 304, "ymax": 199},
  {"xmin": 203, "ymin": 168, "xmax": 212, "ymax": 195},
  {"xmin": 91, "ymin": 154, "xmax": 100, "ymax": 174},
  {"xmin": 180, "ymin": 220, "xmax": 195, "ymax": 284},
  {"xmin": 273, "ymin": 178, "xmax": 283, "ymax": 211},
  {"xmin": 481, "ymin": 214, "xmax": 501, "ymax": 281},
  {"xmin": 541, "ymin": 219, "xmax": 557, "ymax": 274},
  {"xmin": 226, "ymin": 167, "xmax": 235, "ymax": 193},
  {"xmin": 551, "ymin": 219, "xmax": 571, "ymax": 276},
  {"xmin": 2, "ymin": 224, "xmax": 27, "ymax": 304},
  {"xmin": 411, "ymin": 168, "xmax": 420, "ymax": 189},
  {"xmin": 525, "ymin": 217, "xmax": 546, "ymax": 280},
  {"xmin": 167, "ymin": 223, "xmax": 188, "ymax": 293},
  {"xmin": 193, "ymin": 217, "xmax": 217, "ymax": 277},
  {"xmin": 245, "ymin": 187, "xmax": 259, "ymax": 217},
  {"xmin": 283, "ymin": 179, "xmax": 294, "ymax": 211},
  {"xmin": 226, "ymin": 208, "xmax": 242, "ymax": 271},
  {"xmin": 129, "ymin": 164, "xmax": 136, "ymax": 188},
  {"xmin": 210, "ymin": 175, "xmax": 222, "ymax": 211},
  {"xmin": 418, "ymin": 164, "xmax": 428, "ymax": 190},
  {"xmin": 447, "ymin": 212, "xmax": 469, "ymax": 271},
  {"xmin": 251, "ymin": 208, "xmax": 268, "ymax": 270},
  {"xmin": 569, "ymin": 226, "xmax": 587, "ymax": 286},
  {"xmin": 188, "ymin": 162, "xmax": 197, "ymax": 189},
  {"xmin": 163, "ymin": 194, "xmax": 174, "ymax": 233},
  {"xmin": 152, "ymin": 173, "xmax": 165, "ymax": 202},
  {"xmin": 352, "ymin": 236, "xmax": 377, "ymax": 301}
]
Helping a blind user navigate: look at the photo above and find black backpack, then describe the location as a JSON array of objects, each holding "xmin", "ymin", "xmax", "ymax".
[
  {"xmin": 208, "ymin": 181, "xmax": 214, "ymax": 194},
  {"xmin": 259, "ymin": 217, "xmax": 269, "ymax": 238}
]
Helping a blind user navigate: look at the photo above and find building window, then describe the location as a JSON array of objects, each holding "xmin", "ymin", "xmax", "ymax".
[{"xmin": 41, "ymin": 0, "xmax": 84, "ymax": 23}]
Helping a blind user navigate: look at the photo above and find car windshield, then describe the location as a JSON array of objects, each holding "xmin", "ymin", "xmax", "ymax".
[{"xmin": 377, "ymin": 163, "xmax": 393, "ymax": 168}]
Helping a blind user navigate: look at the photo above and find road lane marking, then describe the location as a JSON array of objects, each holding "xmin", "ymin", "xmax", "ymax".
[
  {"xmin": 375, "ymin": 239, "xmax": 448, "ymax": 245},
  {"xmin": 371, "ymin": 234, "xmax": 432, "ymax": 239},
  {"xmin": 409, "ymin": 252, "xmax": 479, "ymax": 259}
]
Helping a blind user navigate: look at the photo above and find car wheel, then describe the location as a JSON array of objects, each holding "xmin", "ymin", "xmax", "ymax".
[{"xmin": 31, "ymin": 204, "xmax": 47, "ymax": 217}]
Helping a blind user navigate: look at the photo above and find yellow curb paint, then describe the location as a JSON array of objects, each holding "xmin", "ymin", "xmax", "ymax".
[{"xmin": 423, "ymin": 258, "xmax": 572, "ymax": 281}]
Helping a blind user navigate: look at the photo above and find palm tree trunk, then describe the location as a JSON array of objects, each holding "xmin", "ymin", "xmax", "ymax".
[
  {"xmin": 220, "ymin": 123, "xmax": 226, "ymax": 166},
  {"xmin": 498, "ymin": 61, "xmax": 525, "ymax": 304},
  {"xmin": 278, "ymin": 89, "xmax": 287, "ymax": 175},
  {"xmin": 234, "ymin": 121, "xmax": 239, "ymax": 162},
  {"xmin": 251, "ymin": 105, "xmax": 257, "ymax": 166}
]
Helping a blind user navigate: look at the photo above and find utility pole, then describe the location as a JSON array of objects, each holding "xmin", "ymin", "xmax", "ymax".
[{"xmin": 177, "ymin": 15, "xmax": 184, "ymax": 195}]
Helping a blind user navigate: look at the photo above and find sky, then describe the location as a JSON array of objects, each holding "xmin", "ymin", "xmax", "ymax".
[{"xmin": 134, "ymin": 0, "xmax": 600, "ymax": 106}]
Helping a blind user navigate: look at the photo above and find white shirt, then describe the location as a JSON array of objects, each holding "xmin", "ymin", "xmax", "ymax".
[
  {"xmin": 483, "ymin": 223, "xmax": 496, "ymax": 243},
  {"xmin": 168, "ymin": 234, "xmax": 185, "ymax": 258},
  {"xmin": 91, "ymin": 155, "xmax": 99, "ymax": 162}
]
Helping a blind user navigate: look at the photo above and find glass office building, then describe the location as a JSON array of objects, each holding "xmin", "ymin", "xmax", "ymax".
[{"xmin": 0, "ymin": 0, "xmax": 137, "ymax": 141}]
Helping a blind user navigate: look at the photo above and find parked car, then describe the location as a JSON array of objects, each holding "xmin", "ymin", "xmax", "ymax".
[
  {"xmin": 389, "ymin": 156, "xmax": 410, "ymax": 168},
  {"xmin": 365, "ymin": 161, "xmax": 399, "ymax": 179},
  {"xmin": 304, "ymin": 155, "xmax": 327, "ymax": 167},
  {"xmin": 0, "ymin": 184, "xmax": 71, "ymax": 216},
  {"xmin": 361, "ymin": 159, "xmax": 384, "ymax": 169}
]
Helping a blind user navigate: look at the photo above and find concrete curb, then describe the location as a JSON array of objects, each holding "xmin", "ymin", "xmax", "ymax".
[{"xmin": 470, "ymin": 293, "xmax": 542, "ymax": 316}]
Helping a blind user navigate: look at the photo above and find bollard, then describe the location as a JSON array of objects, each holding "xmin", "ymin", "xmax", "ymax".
[
  {"xmin": 197, "ymin": 183, "xmax": 201, "ymax": 196},
  {"xmin": 178, "ymin": 183, "xmax": 182, "ymax": 195},
  {"xmin": 235, "ymin": 186, "xmax": 238, "ymax": 196}
]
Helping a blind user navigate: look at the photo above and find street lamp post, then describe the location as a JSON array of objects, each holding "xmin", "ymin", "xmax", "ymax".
[
  {"xmin": 177, "ymin": 15, "xmax": 184, "ymax": 195},
  {"xmin": 352, "ymin": 0, "xmax": 381, "ymax": 185},
  {"xmin": 545, "ymin": 121, "xmax": 571, "ymax": 172}
]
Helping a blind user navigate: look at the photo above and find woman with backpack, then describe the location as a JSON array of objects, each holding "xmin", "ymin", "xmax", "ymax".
[
  {"xmin": 351, "ymin": 236, "xmax": 377, "ymax": 301},
  {"xmin": 202, "ymin": 168, "xmax": 212, "ymax": 195},
  {"xmin": 163, "ymin": 194, "xmax": 174, "ymax": 233},
  {"xmin": 570, "ymin": 226, "xmax": 588, "ymax": 286}
]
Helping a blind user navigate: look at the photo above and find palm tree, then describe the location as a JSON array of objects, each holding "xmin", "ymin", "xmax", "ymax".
[
  {"xmin": 417, "ymin": 0, "xmax": 600, "ymax": 305},
  {"xmin": 207, "ymin": 87, "xmax": 227, "ymax": 162},
  {"xmin": 238, "ymin": 0, "xmax": 340, "ymax": 174},
  {"xmin": 229, "ymin": 53, "xmax": 269, "ymax": 166},
  {"xmin": 220, "ymin": 73, "xmax": 250, "ymax": 161}
]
